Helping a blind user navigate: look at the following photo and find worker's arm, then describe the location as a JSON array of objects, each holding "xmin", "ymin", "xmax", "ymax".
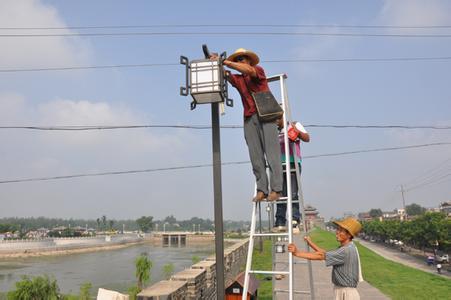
[
  {"xmin": 288, "ymin": 243, "xmax": 325, "ymax": 260},
  {"xmin": 223, "ymin": 59, "xmax": 257, "ymax": 78},
  {"xmin": 303, "ymin": 236, "xmax": 326, "ymax": 254},
  {"xmin": 292, "ymin": 122, "xmax": 310, "ymax": 142},
  {"xmin": 299, "ymin": 131, "xmax": 310, "ymax": 142}
]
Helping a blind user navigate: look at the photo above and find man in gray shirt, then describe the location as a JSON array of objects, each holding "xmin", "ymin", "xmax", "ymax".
[{"xmin": 288, "ymin": 217, "xmax": 363, "ymax": 300}]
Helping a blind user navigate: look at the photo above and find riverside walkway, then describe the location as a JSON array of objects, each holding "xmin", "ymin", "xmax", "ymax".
[{"xmin": 273, "ymin": 238, "xmax": 389, "ymax": 299}]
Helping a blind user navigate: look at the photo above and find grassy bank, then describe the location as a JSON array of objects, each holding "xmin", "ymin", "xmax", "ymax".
[
  {"xmin": 311, "ymin": 229, "xmax": 451, "ymax": 300},
  {"xmin": 251, "ymin": 239, "xmax": 273, "ymax": 299}
]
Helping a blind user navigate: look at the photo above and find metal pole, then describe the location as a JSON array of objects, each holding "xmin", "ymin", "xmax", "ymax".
[
  {"xmin": 258, "ymin": 202, "xmax": 263, "ymax": 252},
  {"xmin": 401, "ymin": 185, "xmax": 406, "ymax": 209},
  {"xmin": 212, "ymin": 102, "xmax": 225, "ymax": 300}
]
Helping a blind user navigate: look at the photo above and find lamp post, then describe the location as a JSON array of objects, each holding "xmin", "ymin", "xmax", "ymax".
[{"xmin": 180, "ymin": 45, "xmax": 232, "ymax": 300}]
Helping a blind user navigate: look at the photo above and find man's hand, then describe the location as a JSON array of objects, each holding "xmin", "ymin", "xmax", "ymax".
[
  {"xmin": 304, "ymin": 236, "xmax": 312, "ymax": 244},
  {"xmin": 287, "ymin": 243, "xmax": 297, "ymax": 254}
]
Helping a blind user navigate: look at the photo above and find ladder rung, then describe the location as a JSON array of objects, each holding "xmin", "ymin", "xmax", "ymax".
[
  {"xmin": 274, "ymin": 260, "xmax": 308, "ymax": 265},
  {"xmin": 249, "ymin": 270, "xmax": 290, "ymax": 275},
  {"xmin": 274, "ymin": 289, "xmax": 311, "ymax": 295},
  {"xmin": 252, "ymin": 233, "xmax": 289, "ymax": 237}
]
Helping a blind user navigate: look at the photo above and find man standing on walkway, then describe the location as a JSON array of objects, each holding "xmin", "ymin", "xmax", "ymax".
[
  {"xmin": 214, "ymin": 48, "xmax": 283, "ymax": 202},
  {"xmin": 288, "ymin": 218, "xmax": 363, "ymax": 300}
]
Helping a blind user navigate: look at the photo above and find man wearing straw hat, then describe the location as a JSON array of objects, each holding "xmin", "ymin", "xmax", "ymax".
[
  {"xmin": 288, "ymin": 218, "xmax": 364, "ymax": 299},
  {"xmin": 215, "ymin": 48, "xmax": 283, "ymax": 202}
]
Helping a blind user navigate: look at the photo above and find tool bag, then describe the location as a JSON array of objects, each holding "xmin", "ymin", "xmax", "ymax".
[
  {"xmin": 252, "ymin": 91, "xmax": 284, "ymax": 122},
  {"xmin": 243, "ymin": 75, "xmax": 283, "ymax": 122}
]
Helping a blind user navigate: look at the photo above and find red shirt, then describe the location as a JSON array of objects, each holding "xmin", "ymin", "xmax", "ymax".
[{"xmin": 228, "ymin": 65, "xmax": 270, "ymax": 117}]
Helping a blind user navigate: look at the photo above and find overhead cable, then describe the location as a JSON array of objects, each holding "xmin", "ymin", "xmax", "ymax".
[
  {"xmin": 2, "ymin": 24, "xmax": 451, "ymax": 30},
  {"xmin": 1, "ymin": 32, "xmax": 451, "ymax": 38},
  {"xmin": 1, "ymin": 142, "xmax": 450, "ymax": 184},
  {"xmin": 1, "ymin": 124, "xmax": 450, "ymax": 131},
  {"xmin": 1, "ymin": 57, "xmax": 451, "ymax": 73}
]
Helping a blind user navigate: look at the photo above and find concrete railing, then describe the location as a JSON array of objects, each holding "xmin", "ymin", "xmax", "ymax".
[{"xmin": 137, "ymin": 239, "xmax": 249, "ymax": 300}]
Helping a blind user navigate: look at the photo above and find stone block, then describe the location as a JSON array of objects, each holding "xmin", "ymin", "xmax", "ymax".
[
  {"xmin": 137, "ymin": 280, "xmax": 187, "ymax": 300},
  {"xmin": 171, "ymin": 268, "xmax": 206, "ymax": 300}
]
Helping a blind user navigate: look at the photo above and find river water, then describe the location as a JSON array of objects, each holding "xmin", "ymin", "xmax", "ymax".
[{"xmin": 0, "ymin": 242, "xmax": 215, "ymax": 295}]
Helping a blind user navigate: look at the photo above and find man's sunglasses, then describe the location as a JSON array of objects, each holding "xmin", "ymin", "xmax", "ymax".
[{"xmin": 236, "ymin": 56, "xmax": 246, "ymax": 62}]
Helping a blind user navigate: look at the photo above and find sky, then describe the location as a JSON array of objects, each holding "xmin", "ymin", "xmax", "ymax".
[{"xmin": 0, "ymin": 0, "xmax": 450, "ymax": 221}]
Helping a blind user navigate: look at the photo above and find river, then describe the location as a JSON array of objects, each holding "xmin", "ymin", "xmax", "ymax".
[{"xmin": 0, "ymin": 242, "xmax": 215, "ymax": 295}]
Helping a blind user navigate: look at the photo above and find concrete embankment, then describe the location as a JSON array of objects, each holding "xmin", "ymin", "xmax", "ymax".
[{"xmin": 0, "ymin": 234, "xmax": 144, "ymax": 258}]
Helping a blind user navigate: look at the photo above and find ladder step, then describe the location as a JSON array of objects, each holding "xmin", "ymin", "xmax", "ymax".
[
  {"xmin": 249, "ymin": 270, "xmax": 290, "ymax": 275},
  {"xmin": 252, "ymin": 233, "xmax": 289, "ymax": 237},
  {"xmin": 274, "ymin": 289, "xmax": 311, "ymax": 295},
  {"xmin": 274, "ymin": 260, "xmax": 308, "ymax": 265}
]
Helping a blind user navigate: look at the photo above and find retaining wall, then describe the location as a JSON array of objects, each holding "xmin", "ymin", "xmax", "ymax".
[
  {"xmin": 0, "ymin": 234, "xmax": 142, "ymax": 254},
  {"xmin": 137, "ymin": 239, "xmax": 249, "ymax": 300}
]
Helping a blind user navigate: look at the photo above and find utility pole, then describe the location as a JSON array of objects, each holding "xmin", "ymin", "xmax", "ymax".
[
  {"xmin": 400, "ymin": 185, "xmax": 407, "ymax": 220},
  {"xmin": 400, "ymin": 185, "xmax": 406, "ymax": 210}
]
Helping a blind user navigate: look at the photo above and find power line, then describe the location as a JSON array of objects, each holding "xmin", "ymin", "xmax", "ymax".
[
  {"xmin": 1, "ymin": 24, "xmax": 451, "ymax": 30},
  {"xmin": 1, "ymin": 142, "xmax": 450, "ymax": 184},
  {"xmin": 1, "ymin": 124, "xmax": 450, "ymax": 131},
  {"xmin": 406, "ymin": 173, "xmax": 451, "ymax": 192},
  {"xmin": 1, "ymin": 31, "xmax": 451, "ymax": 38},
  {"xmin": 403, "ymin": 157, "xmax": 451, "ymax": 187},
  {"xmin": 1, "ymin": 57, "xmax": 451, "ymax": 73}
]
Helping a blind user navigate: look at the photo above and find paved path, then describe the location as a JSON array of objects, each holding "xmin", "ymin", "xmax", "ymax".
[
  {"xmin": 356, "ymin": 239, "xmax": 450, "ymax": 279},
  {"xmin": 273, "ymin": 238, "xmax": 389, "ymax": 299}
]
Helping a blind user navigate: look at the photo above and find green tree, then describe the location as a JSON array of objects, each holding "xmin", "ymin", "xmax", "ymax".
[
  {"xmin": 128, "ymin": 285, "xmax": 140, "ymax": 300},
  {"xmin": 136, "ymin": 216, "xmax": 153, "ymax": 233},
  {"xmin": 405, "ymin": 203, "xmax": 426, "ymax": 216},
  {"xmin": 101, "ymin": 215, "xmax": 107, "ymax": 231},
  {"xmin": 162, "ymin": 263, "xmax": 175, "ymax": 280},
  {"xmin": 163, "ymin": 215, "xmax": 177, "ymax": 224},
  {"xmin": 96, "ymin": 218, "xmax": 101, "ymax": 231},
  {"xmin": 369, "ymin": 208, "xmax": 383, "ymax": 218},
  {"xmin": 79, "ymin": 282, "xmax": 92, "ymax": 300},
  {"xmin": 135, "ymin": 254, "xmax": 152, "ymax": 290},
  {"xmin": 109, "ymin": 220, "xmax": 115, "ymax": 231},
  {"xmin": 192, "ymin": 255, "xmax": 201, "ymax": 264},
  {"xmin": 7, "ymin": 275, "xmax": 60, "ymax": 300}
]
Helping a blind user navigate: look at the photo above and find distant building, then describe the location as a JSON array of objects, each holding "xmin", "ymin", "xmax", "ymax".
[
  {"xmin": 357, "ymin": 212, "xmax": 372, "ymax": 221},
  {"xmin": 439, "ymin": 201, "xmax": 451, "ymax": 217},
  {"xmin": 304, "ymin": 205, "xmax": 325, "ymax": 230}
]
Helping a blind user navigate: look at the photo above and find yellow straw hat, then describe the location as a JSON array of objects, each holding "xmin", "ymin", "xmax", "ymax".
[
  {"xmin": 333, "ymin": 217, "xmax": 362, "ymax": 237},
  {"xmin": 227, "ymin": 48, "xmax": 260, "ymax": 66}
]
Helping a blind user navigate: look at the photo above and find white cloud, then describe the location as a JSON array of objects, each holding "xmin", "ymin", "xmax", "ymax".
[
  {"xmin": 0, "ymin": 95, "xmax": 187, "ymax": 173},
  {"xmin": 0, "ymin": 0, "xmax": 92, "ymax": 68},
  {"xmin": 378, "ymin": 0, "xmax": 451, "ymax": 26}
]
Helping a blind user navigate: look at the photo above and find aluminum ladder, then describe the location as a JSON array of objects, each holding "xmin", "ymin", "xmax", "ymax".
[{"xmin": 242, "ymin": 74, "xmax": 315, "ymax": 300}]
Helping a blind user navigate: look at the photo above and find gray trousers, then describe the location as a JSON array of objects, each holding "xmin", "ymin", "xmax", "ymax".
[{"xmin": 244, "ymin": 114, "xmax": 283, "ymax": 194}]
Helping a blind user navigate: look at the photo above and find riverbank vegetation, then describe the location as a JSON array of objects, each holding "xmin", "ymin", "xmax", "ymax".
[{"xmin": 0, "ymin": 216, "xmax": 251, "ymax": 238}]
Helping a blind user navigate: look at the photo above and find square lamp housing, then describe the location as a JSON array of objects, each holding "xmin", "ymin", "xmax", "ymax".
[{"xmin": 190, "ymin": 59, "xmax": 225, "ymax": 104}]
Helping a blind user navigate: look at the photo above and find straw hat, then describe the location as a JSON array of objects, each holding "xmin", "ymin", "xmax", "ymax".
[
  {"xmin": 227, "ymin": 48, "xmax": 260, "ymax": 66},
  {"xmin": 333, "ymin": 217, "xmax": 362, "ymax": 237}
]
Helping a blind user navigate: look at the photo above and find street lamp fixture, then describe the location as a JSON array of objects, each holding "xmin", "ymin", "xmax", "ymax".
[{"xmin": 180, "ymin": 47, "xmax": 232, "ymax": 110}]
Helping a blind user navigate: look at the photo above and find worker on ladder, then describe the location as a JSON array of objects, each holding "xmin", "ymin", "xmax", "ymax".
[
  {"xmin": 273, "ymin": 117, "xmax": 310, "ymax": 233},
  {"xmin": 213, "ymin": 48, "xmax": 283, "ymax": 202}
]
